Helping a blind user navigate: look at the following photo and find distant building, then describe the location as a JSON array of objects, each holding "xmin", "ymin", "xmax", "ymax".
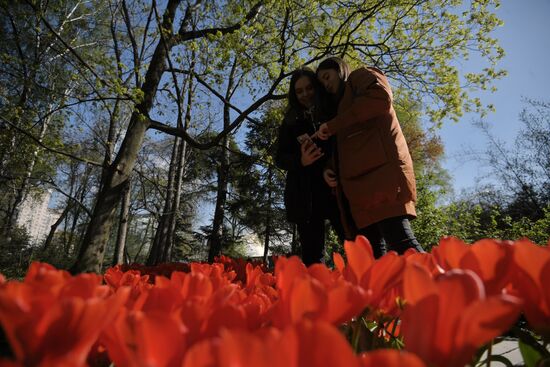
[{"xmin": 16, "ymin": 190, "xmax": 61, "ymax": 245}]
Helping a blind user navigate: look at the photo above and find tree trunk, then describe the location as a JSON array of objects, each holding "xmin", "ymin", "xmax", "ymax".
[
  {"xmin": 164, "ymin": 59, "xmax": 194, "ymax": 262},
  {"xmin": 112, "ymin": 179, "xmax": 131, "ymax": 266},
  {"xmin": 291, "ymin": 224, "xmax": 297, "ymax": 255},
  {"xmin": 71, "ymin": 114, "xmax": 150, "ymax": 273},
  {"xmin": 146, "ymin": 137, "xmax": 179, "ymax": 265},
  {"xmin": 100, "ymin": 97, "xmax": 121, "ymax": 191},
  {"xmin": 163, "ymin": 138, "xmax": 187, "ymax": 262},
  {"xmin": 70, "ymin": 0, "xmax": 181, "ymax": 273},
  {"xmin": 69, "ymin": 0, "xmax": 262, "ymax": 272},
  {"xmin": 262, "ymin": 206, "xmax": 271, "ymax": 264},
  {"xmin": 207, "ymin": 58, "xmax": 238, "ymax": 263},
  {"xmin": 262, "ymin": 170, "xmax": 273, "ymax": 264},
  {"xmin": 42, "ymin": 199, "xmax": 73, "ymax": 251},
  {"xmin": 66, "ymin": 165, "xmax": 92, "ymax": 255},
  {"xmin": 207, "ymin": 153, "xmax": 229, "ymax": 263},
  {"xmin": 133, "ymin": 216, "xmax": 152, "ymax": 263}
]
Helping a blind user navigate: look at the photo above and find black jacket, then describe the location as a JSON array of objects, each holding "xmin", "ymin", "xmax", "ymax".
[{"xmin": 275, "ymin": 109, "xmax": 335, "ymax": 223}]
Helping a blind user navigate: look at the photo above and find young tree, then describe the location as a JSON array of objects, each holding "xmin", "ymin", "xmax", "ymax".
[
  {"xmin": 234, "ymin": 102, "xmax": 293, "ymax": 261},
  {"xmin": 476, "ymin": 99, "xmax": 550, "ymax": 220},
  {"xmin": 0, "ymin": 0, "xmax": 102, "ymax": 235}
]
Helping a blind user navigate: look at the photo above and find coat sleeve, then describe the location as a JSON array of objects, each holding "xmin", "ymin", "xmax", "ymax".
[
  {"xmin": 326, "ymin": 67, "xmax": 392, "ymax": 134},
  {"xmin": 274, "ymin": 119, "xmax": 303, "ymax": 171}
]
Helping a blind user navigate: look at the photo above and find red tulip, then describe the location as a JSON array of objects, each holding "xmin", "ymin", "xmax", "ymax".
[
  {"xmin": 432, "ymin": 237, "xmax": 515, "ymax": 295},
  {"xmin": 271, "ymin": 257, "xmax": 327, "ymax": 326},
  {"xmin": 404, "ymin": 250, "xmax": 443, "ymax": 276},
  {"xmin": 359, "ymin": 349, "xmax": 426, "ymax": 367},
  {"xmin": 431, "ymin": 236, "xmax": 469, "ymax": 271},
  {"xmin": 460, "ymin": 239, "xmax": 514, "ymax": 295},
  {"xmin": 359, "ymin": 252, "xmax": 405, "ymax": 317},
  {"xmin": 22, "ymin": 262, "xmax": 72, "ymax": 296},
  {"xmin": 245, "ymin": 262, "xmax": 276, "ymax": 290},
  {"xmin": 0, "ymin": 359, "xmax": 20, "ymax": 367},
  {"xmin": 342, "ymin": 236, "xmax": 375, "ymax": 284},
  {"xmin": 101, "ymin": 308, "xmax": 187, "ymax": 367},
  {"xmin": 308, "ymin": 264, "xmax": 366, "ymax": 325},
  {"xmin": 510, "ymin": 239, "xmax": 550, "ymax": 338},
  {"xmin": 337, "ymin": 238, "xmax": 405, "ymax": 317},
  {"xmin": 190, "ymin": 263, "xmax": 236, "ymax": 287},
  {"xmin": 401, "ymin": 264, "xmax": 522, "ymax": 367},
  {"xmin": 272, "ymin": 256, "xmax": 364, "ymax": 326},
  {"xmin": 288, "ymin": 320, "xmax": 362, "ymax": 367},
  {"xmin": 0, "ymin": 274, "xmax": 129, "ymax": 367},
  {"xmin": 149, "ymin": 268, "xmax": 274, "ymax": 344},
  {"xmin": 104, "ymin": 266, "xmax": 152, "ymax": 309},
  {"xmin": 182, "ymin": 320, "xmax": 362, "ymax": 367}
]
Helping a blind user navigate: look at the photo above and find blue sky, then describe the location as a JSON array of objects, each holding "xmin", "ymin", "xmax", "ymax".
[{"xmin": 438, "ymin": 0, "xmax": 550, "ymax": 195}]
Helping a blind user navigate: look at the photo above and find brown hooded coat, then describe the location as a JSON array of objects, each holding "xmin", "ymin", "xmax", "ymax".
[{"xmin": 327, "ymin": 66, "xmax": 416, "ymax": 233}]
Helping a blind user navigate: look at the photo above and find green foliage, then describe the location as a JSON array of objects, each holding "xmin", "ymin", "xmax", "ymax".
[
  {"xmin": 412, "ymin": 99, "xmax": 550, "ymax": 248},
  {"xmin": 0, "ymin": 0, "xmax": 110, "ymax": 236},
  {"xmin": 182, "ymin": 0, "xmax": 505, "ymax": 126},
  {"xmin": 394, "ymin": 92, "xmax": 445, "ymax": 178},
  {"xmin": 324, "ymin": 227, "xmax": 343, "ymax": 267},
  {"xmin": 410, "ymin": 173, "xmax": 449, "ymax": 251},
  {"xmin": 32, "ymin": 233, "xmax": 75, "ymax": 271},
  {"xmin": 519, "ymin": 337, "xmax": 544, "ymax": 367},
  {"xmin": 0, "ymin": 226, "xmax": 32, "ymax": 279},
  {"xmin": 440, "ymin": 99, "xmax": 550, "ymax": 246},
  {"xmin": 231, "ymin": 102, "xmax": 294, "ymax": 255},
  {"xmin": 504, "ymin": 206, "xmax": 550, "ymax": 245},
  {"xmin": 414, "ymin": 195, "xmax": 550, "ymax": 250}
]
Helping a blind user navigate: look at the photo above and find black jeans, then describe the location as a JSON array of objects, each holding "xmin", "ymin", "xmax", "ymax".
[
  {"xmin": 297, "ymin": 197, "xmax": 345, "ymax": 266},
  {"xmin": 357, "ymin": 215, "xmax": 424, "ymax": 259}
]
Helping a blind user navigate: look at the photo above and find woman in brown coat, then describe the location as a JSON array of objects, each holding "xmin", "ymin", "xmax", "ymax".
[{"xmin": 314, "ymin": 57, "xmax": 424, "ymax": 258}]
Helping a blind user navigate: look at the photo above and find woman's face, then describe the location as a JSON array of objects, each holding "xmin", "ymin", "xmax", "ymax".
[
  {"xmin": 317, "ymin": 68, "xmax": 341, "ymax": 94},
  {"xmin": 294, "ymin": 76, "xmax": 315, "ymax": 108}
]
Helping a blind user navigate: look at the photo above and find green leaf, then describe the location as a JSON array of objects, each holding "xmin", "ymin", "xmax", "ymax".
[{"xmin": 519, "ymin": 338, "xmax": 543, "ymax": 367}]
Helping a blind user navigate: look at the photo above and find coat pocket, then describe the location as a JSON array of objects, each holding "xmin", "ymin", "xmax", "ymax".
[{"xmin": 339, "ymin": 127, "xmax": 387, "ymax": 179}]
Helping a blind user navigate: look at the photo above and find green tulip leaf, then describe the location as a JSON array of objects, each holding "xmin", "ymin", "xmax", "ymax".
[{"xmin": 519, "ymin": 338, "xmax": 543, "ymax": 367}]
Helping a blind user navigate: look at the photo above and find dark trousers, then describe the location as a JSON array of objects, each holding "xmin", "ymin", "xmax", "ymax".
[
  {"xmin": 297, "ymin": 198, "xmax": 345, "ymax": 266},
  {"xmin": 357, "ymin": 216, "xmax": 424, "ymax": 259}
]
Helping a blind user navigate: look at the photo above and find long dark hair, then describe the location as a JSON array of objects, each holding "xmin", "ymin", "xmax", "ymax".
[
  {"xmin": 288, "ymin": 67, "xmax": 321, "ymax": 111},
  {"xmin": 287, "ymin": 67, "xmax": 333, "ymax": 122},
  {"xmin": 316, "ymin": 56, "xmax": 350, "ymax": 81}
]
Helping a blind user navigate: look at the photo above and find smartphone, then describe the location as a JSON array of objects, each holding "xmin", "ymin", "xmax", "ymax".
[{"xmin": 297, "ymin": 133, "xmax": 313, "ymax": 145}]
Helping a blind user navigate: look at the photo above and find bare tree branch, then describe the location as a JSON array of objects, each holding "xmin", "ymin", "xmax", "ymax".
[
  {"xmin": 148, "ymin": 83, "xmax": 286, "ymax": 149},
  {"xmin": 0, "ymin": 115, "xmax": 104, "ymax": 168},
  {"xmin": 23, "ymin": 0, "xmax": 116, "ymax": 94},
  {"xmin": 166, "ymin": 67, "xmax": 286, "ymax": 124},
  {"xmin": 175, "ymin": 1, "xmax": 265, "ymax": 43}
]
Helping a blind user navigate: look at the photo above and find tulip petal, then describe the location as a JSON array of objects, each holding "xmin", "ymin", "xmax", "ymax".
[
  {"xmin": 432, "ymin": 236, "xmax": 469, "ymax": 270},
  {"xmin": 460, "ymin": 239, "xmax": 514, "ymax": 295},
  {"xmin": 360, "ymin": 349, "xmax": 426, "ymax": 367}
]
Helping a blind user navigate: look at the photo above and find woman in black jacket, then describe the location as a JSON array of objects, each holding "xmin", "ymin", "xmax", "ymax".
[{"xmin": 275, "ymin": 67, "xmax": 344, "ymax": 265}]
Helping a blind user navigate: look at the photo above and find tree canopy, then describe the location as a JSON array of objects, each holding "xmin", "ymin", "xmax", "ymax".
[{"xmin": 0, "ymin": 0, "xmax": 507, "ymax": 272}]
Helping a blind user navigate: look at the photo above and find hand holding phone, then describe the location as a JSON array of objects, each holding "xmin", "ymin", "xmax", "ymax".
[
  {"xmin": 298, "ymin": 134, "xmax": 323, "ymax": 166},
  {"xmin": 296, "ymin": 133, "xmax": 313, "ymax": 146}
]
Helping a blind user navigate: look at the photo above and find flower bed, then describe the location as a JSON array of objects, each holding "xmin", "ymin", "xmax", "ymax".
[{"xmin": 0, "ymin": 237, "xmax": 548, "ymax": 366}]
